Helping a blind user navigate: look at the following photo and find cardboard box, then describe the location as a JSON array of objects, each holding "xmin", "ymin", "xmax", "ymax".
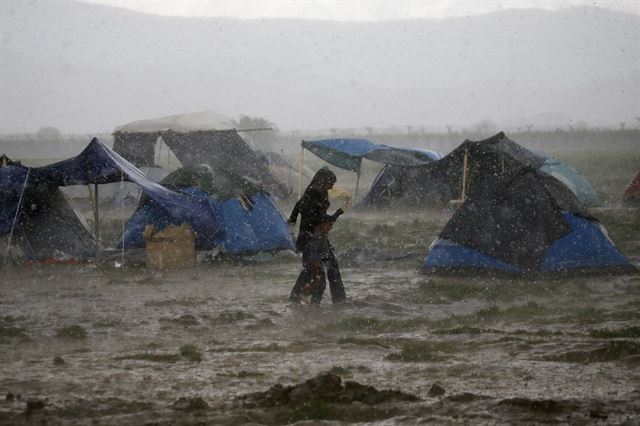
[{"xmin": 144, "ymin": 223, "xmax": 195, "ymax": 270}]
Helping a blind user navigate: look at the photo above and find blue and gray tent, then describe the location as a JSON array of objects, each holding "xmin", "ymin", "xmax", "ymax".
[
  {"xmin": 300, "ymin": 138, "xmax": 444, "ymax": 204},
  {"xmin": 423, "ymin": 166, "xmax": 635, "ymax": 277},
  {"xmin": 119, "ymin": 164, "xmax": 295, "ymax": 255}
]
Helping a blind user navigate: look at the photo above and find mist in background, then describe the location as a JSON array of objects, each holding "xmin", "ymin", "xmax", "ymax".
[{"xmin": 0, "ymin": 0, "xmax": 638, "ymax": 135}]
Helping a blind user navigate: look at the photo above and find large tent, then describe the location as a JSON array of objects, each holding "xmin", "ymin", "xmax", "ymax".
[
  {"xmin": 623, "ymin": 171, "xmax": 640, "ymax": 206},
  {"xmin": 1, "ymin": 161, "xmax": 96, "ymax": 261},
  {"xmin": 112, "ymin": 112, "xmax": 289, "ymax": 198},
  {"xmin": 428, "ymin": 132, "xmax": 600, "ymax": 207},
  {"xmin": 300, "ymin": 138, "xmax": 443, "ymax": 198},
  {"xmin": 120, "ymin": 165, "xmax": 295, "ymax": 255},
  {"xmin": 423, "ymin": 166, "xmax": 635, "ymax": 276}
]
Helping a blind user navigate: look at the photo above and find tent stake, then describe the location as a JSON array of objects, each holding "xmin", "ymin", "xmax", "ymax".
[{"xmin": 4, "ymin": 168, "xmax": 30, "ymax": 265}]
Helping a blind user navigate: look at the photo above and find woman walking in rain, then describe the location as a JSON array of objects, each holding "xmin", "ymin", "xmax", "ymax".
[{"xmin": 288, "ymin": 167, "xmax": 346, "ymax": 304}]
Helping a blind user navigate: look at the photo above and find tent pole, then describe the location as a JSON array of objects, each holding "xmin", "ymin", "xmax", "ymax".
[
  {"xmin": 94, "ymin": 183, "xmax": 100, "ymax": 250},
  {"xmin": 298, "ymin": 144, "xmax": 305, "ymax": 198},
  {"xmin": 4, "ymin": 168, "xmax": 30, "ymax": 265},
  {"xmin": 461, "ymin": 148, "xmax": 469, "ymax": 200},
  {"xmin": 355, "ymin": 169, "xmax": 361, "ymax": 199},
  {"xmin": 87, "ymin": 183, "xmax": 96, "ymax": 235},
  {"xmin": 121, "ymin": 172, "xmax": 125, "ymax": 267}
]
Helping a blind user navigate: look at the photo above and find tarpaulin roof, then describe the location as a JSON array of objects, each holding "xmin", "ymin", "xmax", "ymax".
[
  {"xmin": 301, "ymin": 138, "xmax": 442, "ymax": 172},
  {"xmin": 29, "ymin": 138, "xmax": 219, "ymax": 244}
]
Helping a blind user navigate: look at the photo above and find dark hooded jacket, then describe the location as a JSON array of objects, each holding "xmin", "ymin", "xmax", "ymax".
[{"xmin": 289, "ymin": 168, "xmax": 341, "ymax": 252}]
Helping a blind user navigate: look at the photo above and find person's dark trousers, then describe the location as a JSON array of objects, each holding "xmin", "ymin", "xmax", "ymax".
[
  {"xmin": 324, "ymin": 243, "xmax": 346, "ymax": 302},
  {"xmin": 289, "ymin": 243, "xmax": 345, "ymax": 304}
]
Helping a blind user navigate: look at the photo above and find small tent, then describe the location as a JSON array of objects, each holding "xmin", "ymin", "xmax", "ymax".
[
  {"xmin": 358, "ymin": 149, "xmax": 447, "ymax": 208},
  {"xmin": 423, "ymin": 166, "xmax": 635, "ymax": 276},
  {"xmin": 1, "ymin": 161, "xmax": 96, "ymax": 261},
  {"xmin": 120, "ymin": 165, "xmax": 295, "ymax": 255},
  {"xmin": 623, "ymin": 171, "xmax": 640, "ymax": 207},
  {"xmin": 300, "ymin": 138, "xmax": 443, "ymax": 199}
]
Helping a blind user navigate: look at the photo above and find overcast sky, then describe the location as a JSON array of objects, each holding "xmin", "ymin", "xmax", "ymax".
[{"xmin": 82, "ymin": 0, "xmax": 639, "ymax": 20}]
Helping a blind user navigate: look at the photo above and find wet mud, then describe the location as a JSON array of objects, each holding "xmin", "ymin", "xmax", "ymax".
[{"xmin": 1, "ymin": 210, "xmax": 639, "ymax": 424}]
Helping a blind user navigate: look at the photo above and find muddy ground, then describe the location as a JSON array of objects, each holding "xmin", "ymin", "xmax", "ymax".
[{"xmin": 1, "ymin": 208, "xmax": 639, "ymax": 425}]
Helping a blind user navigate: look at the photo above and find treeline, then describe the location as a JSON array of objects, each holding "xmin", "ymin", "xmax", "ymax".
[
  {"xmin": 1, "ymin": 128, "xmax": 638, "ymax": 163},
  {"xmin": 274, "ymin": 128, "xmax": 640, "ymax": 154}
]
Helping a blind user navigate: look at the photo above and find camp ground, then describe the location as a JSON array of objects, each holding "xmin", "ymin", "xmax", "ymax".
[
  {"xmin": 423, "ymin": 166, "xmax": 635, "ymax": 276},
  {"xmin": 1, "ymin": 138, "xmax": 294, "ymax": 264},
  {"xmin": 299, "ymin": 138, "xmax": 444, "ymax": 203}
]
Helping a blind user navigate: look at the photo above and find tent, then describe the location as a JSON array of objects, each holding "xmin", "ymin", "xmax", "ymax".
[
  {"xmin": 1, "ymin": 161, "xmax": 96, "ymax": 261},
  {"xmin": 623, "ymin": 171, "xmax": 640, "ymax": 206},
  {"xmin": 428, "ymin": 132, "xmax": 600, "ymax": 206},
  {"xmin": 423, "ymin": 166, "xmax": 636, "ymax": 276},
  {"xmin": 358, "ymin": 150, "xmax": 447, "ymax": 208},
  {"xmin": 112, "ymin": 112, "xmax": 289, "ymax": 198},
  {"xmin": 300, "ymin": 138, "xmax": 443, "ymax": 197},
  {"xmin": 119, "ymin": 165, "xmax": 295, "ymax": 255}
]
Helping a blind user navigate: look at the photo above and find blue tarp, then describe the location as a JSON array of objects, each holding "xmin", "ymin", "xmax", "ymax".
[
  {"xmin": 120, "ymin": 188, "xmax": 294, "ymax": 254},
  {"xmin": 302, "ymin": 138, "xmax": 441, "ymax": 172}
]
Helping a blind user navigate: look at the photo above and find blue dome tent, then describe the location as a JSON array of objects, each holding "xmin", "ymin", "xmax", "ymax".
[
  {"xmin": 119, "ymin": 165, "xmax": 295, "ymax": 255},
  {"xmin": 423, "ymin": 166, "xmax": 635, "ymax": 277}
]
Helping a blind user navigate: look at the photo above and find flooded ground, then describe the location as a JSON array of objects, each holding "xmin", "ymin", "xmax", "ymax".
[{"xmin": 1, "ymin": 209, "xmax": 639, "ymax": 425}]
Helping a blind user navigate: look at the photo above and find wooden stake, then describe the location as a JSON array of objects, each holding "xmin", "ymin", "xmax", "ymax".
[
  {"xmin": 461, "ymin": 148, "xmax": 469, "ymax": 200},
  {"xmin": 298, "ymin": 144, "xmax": 305, "ymax": 198}
]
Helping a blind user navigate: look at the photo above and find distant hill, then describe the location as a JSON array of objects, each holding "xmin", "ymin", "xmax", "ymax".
[{"xmin": 1, "ymin": 2, "xmax": 637, "ymax": 133}]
